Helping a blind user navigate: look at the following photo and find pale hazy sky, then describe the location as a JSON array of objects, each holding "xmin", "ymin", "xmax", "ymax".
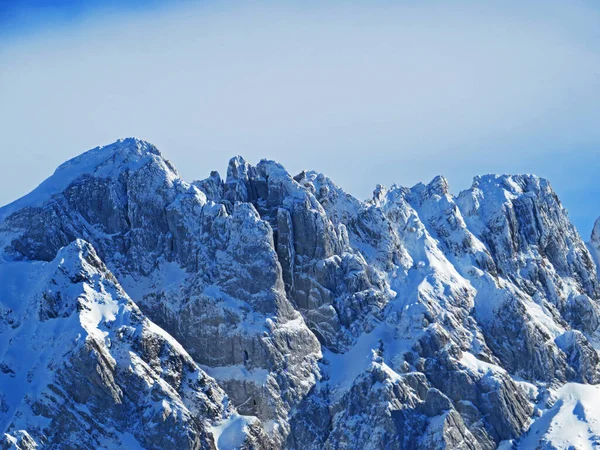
[{"xmin": 1, "ymin": 0, "xmax": 599, "ymax": 237}]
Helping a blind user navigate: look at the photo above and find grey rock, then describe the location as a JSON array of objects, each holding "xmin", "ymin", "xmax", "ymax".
[{"xmin": 2, "ymin": 139, "xmax": 600, "ymax": 450}]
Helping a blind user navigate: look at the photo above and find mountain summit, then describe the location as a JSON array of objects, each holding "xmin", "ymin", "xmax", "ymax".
[{"xmin": 2, "ymin": 139, "xmax": 600, "ymax": 450}]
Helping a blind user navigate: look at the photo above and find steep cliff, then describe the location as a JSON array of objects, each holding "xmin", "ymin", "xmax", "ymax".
[{"xmin": 1, "ymin": 138, "xmax": 599, "ymax": 449}]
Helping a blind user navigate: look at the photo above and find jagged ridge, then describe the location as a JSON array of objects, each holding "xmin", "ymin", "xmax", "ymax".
[{"xmin": 1, "ymin": 138, "xmax": 600, "ymax": 450}]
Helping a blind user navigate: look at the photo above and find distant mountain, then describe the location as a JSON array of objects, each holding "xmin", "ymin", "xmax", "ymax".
[{"xmin": 1, "ymin": 138, "xmax": 600, "ymax": 449}]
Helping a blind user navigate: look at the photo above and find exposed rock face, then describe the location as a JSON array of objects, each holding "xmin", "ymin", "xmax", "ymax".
[
  {"xmin": 1, "ymin": 138, "xmax": 599, "ymax": 449},
  {"xmin": 591, "ymin": 218, "xmax": 600, "ymax": 271},
  {"xmin": 0, "ymin": 139, "xmax": 320, "ymax": 447},
  {"xmin": 0, "ymin": 239, "xmax": 267, "ymax": 450}
]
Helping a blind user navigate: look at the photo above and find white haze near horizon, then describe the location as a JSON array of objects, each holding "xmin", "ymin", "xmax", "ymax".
[{"xmin": 1, "ymin": 0, "xmax": 600, "ymax": 236}]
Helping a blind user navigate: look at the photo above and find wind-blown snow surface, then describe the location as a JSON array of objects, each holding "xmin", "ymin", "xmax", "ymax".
[
  {"xmin": 518, "ymin": 383, "xmax": 600, "ymax": 450},
  {"xmin": 1, "ymin": 138, "xmax": 600, "ymax": 449}
]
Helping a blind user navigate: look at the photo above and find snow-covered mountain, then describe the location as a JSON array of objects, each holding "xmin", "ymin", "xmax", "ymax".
[{"xmin": 1, "ymin": 138, "xmax": 600, "ymax": 449}]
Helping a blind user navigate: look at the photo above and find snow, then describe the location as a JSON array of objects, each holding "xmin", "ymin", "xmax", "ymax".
[
  {"xmin": 201, "ymin": 365, "xmax": 269, "ymax": 385},
  {"xmin": 320, "ymin": 322, "xmax": 410, "ymax": 400},
  {"xmin": 469, "ymin": 276, "xmax": 511, "ymax": 324},
  {"xmin": 0, "ymin": 260, "xmax": 46, "ymax": 317},
  {"xmin": 0, "ymin": 240, "xmax": 229, "ymax": 447},
  {"xmin": 199, "ymin": 284, "xmax": 272, "ymax": 334},
  {"xmin": 116, "ymin": 433, "xmax": 145, "ymax": 450},
  {"xmin": 210, "ymin": 414, "xmax": 257, "ymax": 450},
  {"xmin": 0, "ymin": 242, "xmax": 131, "ymax": 435},
  {"xmin": 518, "ymin": 383, "xmax": 600, "ymax": 449},
  {"xmin": 522, "ymin": 297, "xmax": 565, "ymax": 338},
  {"xmin": 0, "ymin": 138, "xmax": 176, "ymax": 223},
  {"xmin": 2, "ymin": 138, "xmax": 600, "ymax": 449},
  {"xmin": 256, "ymin": 159, "xmax": 307, "ymax": 201},
  {"xmin": 82, "ymin": 284, "xmax": 121, "ymax": 327},
  {"xmin": 0, "ymin": 265, "xmax": 83, "ymax": 435},
  {"xmin": 99, "ymin": 432, "xmax": 146, "ymax": 450},
  {"xmin": 120, "ymin": 260, "xmax": 190, "ymax": 313},
  {"xmin": 459, "ymin": 352, "xmax": 506, "ymax": 376},
  {"xmin": 297, "ymin": 170, "xmax": 363, "ymax": 224}
]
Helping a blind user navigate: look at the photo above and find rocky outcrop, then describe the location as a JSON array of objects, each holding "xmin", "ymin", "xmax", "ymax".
[
  {"xmin": 0, "ymin": 140, "xmax": 320, "ymax": 447},
  {"xmin": 1, "ymin": 138, "xmax": 599, "ymax": 449},
  {"xmin": 0, "ymin": 239, "xmax": 267, "ymax": 449}
]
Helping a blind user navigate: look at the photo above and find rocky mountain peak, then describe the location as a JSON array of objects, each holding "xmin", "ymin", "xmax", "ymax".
[
  {"xmin": 51, "ymin": 137, "xmax": 175, "ymax": 184},
  {"xmin": 412, "ymin": 175, "xmax": 450, "ymax": 199},
  {"xmin": 470, "ymin": 173, "xmax": 548, "ymax": 193},
  {"xmin": 226, "ymin": 155, "xmax": 252, "ymax": 183},
  {"xmin": 0, "ymin": 138, "xmax": 180, "ymax": 227},
  {"xmin": 2, "ymin": 138, "xmax": 600, "ymax": 450}
]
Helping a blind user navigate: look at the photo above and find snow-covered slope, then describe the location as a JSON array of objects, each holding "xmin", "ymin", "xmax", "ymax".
[
  {"xmin": 518, "ymin": 383, "xmax": 600, "ymax": 450},
  {"xmin": 0, "ymin": 239, "xmax": 267, "ymax": 449},
  {"xmin": 1, "ymin": 138, "xmax": 599, "ymax": 450}
]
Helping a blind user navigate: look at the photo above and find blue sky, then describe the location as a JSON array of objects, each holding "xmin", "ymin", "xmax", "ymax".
[{"xmin": 1, "ymin": 0, "xmax": 599, "ymax": 238}]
